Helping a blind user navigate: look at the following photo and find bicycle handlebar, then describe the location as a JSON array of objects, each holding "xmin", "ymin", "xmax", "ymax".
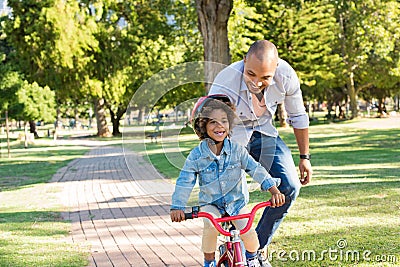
[{"xmin": 184, "ymin": 201, "xmax": 272, "ymax": 236}]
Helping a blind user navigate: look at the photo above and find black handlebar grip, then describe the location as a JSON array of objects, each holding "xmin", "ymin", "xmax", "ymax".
[{"xmin": 184, "ymin": 213, "xmax": 193, "ymax": 220}]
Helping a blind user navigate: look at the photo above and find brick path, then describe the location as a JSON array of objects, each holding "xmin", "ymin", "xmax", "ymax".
[{"xmin": 52, "ymin": 144, "xmax": 204, "ymax": 266}]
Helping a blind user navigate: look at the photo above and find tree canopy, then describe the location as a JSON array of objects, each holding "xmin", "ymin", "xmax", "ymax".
[{"xmin": 1, "ymin": 0, "xmax": 399, "ymax": 136}]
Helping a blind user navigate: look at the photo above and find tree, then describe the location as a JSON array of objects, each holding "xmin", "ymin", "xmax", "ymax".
[
  {"xmin": 7, "ymin": 81, "xmax": 56, "ymax": 147},
  {"xmin": 237, "ymin": 0, "xmax": 341, "ymax": 122},
  {"xmin": 195, "ymin": 0, "xmax": 233, "ymax": 91},
  {"xmin": 12, "ymin": 81, "xmax": 56, "ymax": 121},
  {"xmin": 333, "ymin": 0, "xmax": 400, "ymax": 118},
  {"xmin": 5, "ymin": 0, "xmax": 100, "ymax": 133},
  {"xmin": 228, "ymin": 0, "xmax": 263, "ymax": 62},
  {"xmin": 77, "ymin": 0, "xmax": 194, "ymax": 135},
  {"xmin": 152, "ymin": 0, "xmax": 204, "ymax": 117},
  {"xmin": 244, "ymin": 1, "xmax": 340, "ymax": 98}
]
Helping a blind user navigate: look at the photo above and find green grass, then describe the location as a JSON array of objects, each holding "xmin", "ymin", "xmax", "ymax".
[
  {"xmin": 0, "ymin": 137, "xmax": 90, "ymax": 267},
  {"xmin": 263, "ymin": 124, "xmax": 400, "ymax": 266},
  {"xmin": 132, "ymin": 119, "xmax": 400, "ymax": 267},
  {"xmin": 0, "ymin": 143, "xmax": 91, "ymax": 191}
]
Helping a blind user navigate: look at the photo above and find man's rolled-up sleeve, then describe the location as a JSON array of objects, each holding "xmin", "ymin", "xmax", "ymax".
[
  {"xmin": 284, "ymin": 70, "xmax": 309, "ymax": 129},
  {"xmin": 286, "ymin": 113, "xmax": 309, "ymax": 129}
]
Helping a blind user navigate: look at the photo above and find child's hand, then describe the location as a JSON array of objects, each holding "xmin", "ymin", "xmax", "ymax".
[
  {"xmin": 170, "ymin": 209, "xmax": 185, "ymax": 222},
  {"xmin": 270, "ymin": 192, "xmax": 285, "ymax": 207},
  {"xmin": 268, "ymin": 185, "xmax": 286, "ymax": 208}
]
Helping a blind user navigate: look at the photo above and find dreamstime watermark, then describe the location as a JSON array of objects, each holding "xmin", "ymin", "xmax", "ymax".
[{"xmin": 268, "ymin": 239, "xmax": 398, "ymax": 264}]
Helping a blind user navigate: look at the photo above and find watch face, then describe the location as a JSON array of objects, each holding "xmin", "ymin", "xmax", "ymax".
[{"xmin": 300, "ymin": 154, "xmax": 311, "ymax": 160}]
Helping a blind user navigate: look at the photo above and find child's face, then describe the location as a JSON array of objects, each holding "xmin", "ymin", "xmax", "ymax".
[{"xmin": 206, "ymin": 109, "xmax": 229, "ymax": 142}]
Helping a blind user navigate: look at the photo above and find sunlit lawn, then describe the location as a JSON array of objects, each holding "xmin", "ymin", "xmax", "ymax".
[
  {"xmin": 135, "ymin": 119, "xmax": 400, "ymax": 267},
  {"xmin": 0, "ymin": 139, "xmax": 90, "ymax": 267},
  {"xmin": 259, "ymin": 123, "xmax": 400, "ymax": 267}
]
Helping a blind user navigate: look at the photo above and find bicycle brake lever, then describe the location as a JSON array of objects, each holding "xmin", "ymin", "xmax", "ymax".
[
  {"xmin": 192, "ymin": 206, "xmax": 199, "ymax": 215},
  {"xmin": 184, "ymin": 206, "xmax": 200, "ymax": 220}
]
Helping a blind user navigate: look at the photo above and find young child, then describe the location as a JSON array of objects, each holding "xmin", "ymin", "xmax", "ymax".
[{"xmin": 170, "ymin": 95, "xmax": 285, "ymax": 267}]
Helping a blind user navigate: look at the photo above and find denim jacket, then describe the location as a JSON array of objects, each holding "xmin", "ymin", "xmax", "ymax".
[{"xmin": 171, "ymin": 138, "xmax": 280, "ymax": 216}]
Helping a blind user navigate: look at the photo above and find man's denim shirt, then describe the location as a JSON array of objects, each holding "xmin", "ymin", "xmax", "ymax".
[{"xmin": 171, "ymin": 138, "xmax": 279, "ymax": 216}]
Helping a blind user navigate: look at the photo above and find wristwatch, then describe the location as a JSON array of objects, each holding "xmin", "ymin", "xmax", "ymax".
[{"xmin": 300, "ymin": 154, "xmax": 311, "ymax": 160}]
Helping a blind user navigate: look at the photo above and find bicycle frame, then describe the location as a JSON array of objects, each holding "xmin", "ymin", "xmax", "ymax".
[
  {"xmin": 185, "ymin": 201, "xmax": 272, "ymax": 267},
  {"xmin": 218, "ymin": 228, "xmax": 244, "ymax": 267}
]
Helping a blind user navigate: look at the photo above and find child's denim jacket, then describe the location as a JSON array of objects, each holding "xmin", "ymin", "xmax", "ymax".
[{"xmin": 171, "ymin": 138, "xmax": 280, "ymax": 216}]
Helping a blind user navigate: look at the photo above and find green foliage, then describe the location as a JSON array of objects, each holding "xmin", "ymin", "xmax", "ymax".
[
  {"xmin": 12, "ymin": 81, "xmax": 56, "ymax": 122},
  {"xmin": 2, "ymin": 0, "xmax": 400, "ymax": 136},
  {"xmin": 332, "ymin": 0, "xmax": 400, "ymax": 116},
  {"xmin": 77, "ymin": 0, "xmax": 201, "ymax": 133},
  {"xmin": 228, "ymin": 0, "xmax": 263, "ymax": 62},
  {"xmin": 355, "ymin": 0, "xmax": 400, "ymax": 90},
  {"xmin": 0, "ymin": 68, "xmax": 21, "ymax": 112},
  {"xmin": 168, "ymin": 0, "xmax": 203, "ymax": 62},
  {"xmin": 6, "ymin": 0, "xmax": 98, "ymax": 100},
  {"xmin": 0, "ymin": 55, "xmax": 55, "ymax": 123},
  {"xmin": 234, "ymin": 0, "xmax": 400, "ymax": 111},
  {"xmin": 236, "ymin": 0, "xmax": 341, "ymax": 101}
]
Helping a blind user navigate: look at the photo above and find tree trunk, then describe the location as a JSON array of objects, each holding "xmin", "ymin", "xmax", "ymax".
[
  {"xmin": 277, "ymin": 103, "xmax": 288, "ymax": 128},
  {"xmin": 29, "ymin": 120, "xmax": 39, "ymax": 138},
  {"xmin": 74, "ymin": 106, "xmax": 80, "ymax": 129},
  {"xmin": 196, "ymin": 0, "xmax": 233, "ymax": 92},
  {"xmin": 5, "ymin": 110, "xmax": 11, "ymax": 158},
  {"xmin": 138, "ymin": 108, "xmax": 145, "ymax": 124},
  {"xmin": 347, "ymin": 70, "xmax": 358, "ymax": 119},
  {"xmin": 94, "ymin": 98, "xmax": 112, "ymax": 137},
  {"xmin": 110, "ymin": 106, "xmax": 125, "ymax": 136},
  {"xmin": 24, "ymin": 121, "xmax": 29, "ymax": 148}
]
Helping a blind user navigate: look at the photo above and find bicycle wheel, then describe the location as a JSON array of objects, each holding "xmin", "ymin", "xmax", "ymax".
[{"xmin": 218, "ymin": 244, "xmax": 229, "ymax": 267}]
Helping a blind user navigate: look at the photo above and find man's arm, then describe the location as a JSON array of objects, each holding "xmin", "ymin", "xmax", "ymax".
[{"xmin": 293, "ymin": 128, "xmax": 312, "ymax": 185}]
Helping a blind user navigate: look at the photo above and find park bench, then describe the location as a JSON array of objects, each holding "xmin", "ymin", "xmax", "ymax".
[{"xmin": 146, "ymin": 130, "xmax": 160, "ymax": 143}]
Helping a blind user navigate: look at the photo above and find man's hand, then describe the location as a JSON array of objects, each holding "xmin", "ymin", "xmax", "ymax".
[
  {"xmin": 170, "ymin": 209, "xmax": 185, "ymax": 222},
  {"xmin": 299, "ymin": 159, "xmax": 312, "ymax": 185}
]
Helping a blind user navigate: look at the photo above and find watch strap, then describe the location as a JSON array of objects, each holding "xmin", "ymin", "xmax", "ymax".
[{"xmin": 300, "ymin": 154, "xmax": 311, "ymax": 160}]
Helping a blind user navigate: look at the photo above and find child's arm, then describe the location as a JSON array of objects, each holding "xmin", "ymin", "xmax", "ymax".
[
  {"xmin": 170, "ymin": 150, "xmax": 199, "ymax": 221},
  {"xmin": 268, "ymin": 185, "xmax": 286, "ymax": 208}
]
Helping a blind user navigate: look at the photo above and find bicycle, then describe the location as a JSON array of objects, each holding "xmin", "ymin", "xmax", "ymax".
[{"xmin": 184, "ymin": 201, "xmax": 273, "ymax": 267}]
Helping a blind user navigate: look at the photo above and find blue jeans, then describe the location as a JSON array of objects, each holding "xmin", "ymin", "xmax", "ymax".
[{"xmin": 247, "ymin": 132, "xmax": 301, "ymax": 249}]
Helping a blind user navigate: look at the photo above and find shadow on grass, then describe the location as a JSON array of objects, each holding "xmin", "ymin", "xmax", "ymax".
[
  {"xmin": 122, "ymin": 125, "xmax": 193, "ymax": 139},
  {"xmin": 0, "ymin": 148, "xmax": 89, "ymax": 191},
  {"xmin": 269, "ymin": 224, "xmax": 399, "ymax": 267},
  {"xmin": 281, "ymin": 128, "xmax": 400, "ymax": 167},
  {"xmin": 0, "ymin": 211, "xmax": 68, "ymax": 236},
  {"xmin": 310, "ymin": 128, "xmax": 400, "ymax": 149},
  {"xmin": 299, "ymin": 180, "xmax": 399, "ymax": 213}
]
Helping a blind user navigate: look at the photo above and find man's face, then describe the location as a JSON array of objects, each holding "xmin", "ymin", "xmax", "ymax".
[{"xmin": 243, "ymin": 53, "xmax": 278, "ymax": 94}]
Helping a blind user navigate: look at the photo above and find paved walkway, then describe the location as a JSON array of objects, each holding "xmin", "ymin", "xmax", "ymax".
[{"xmin": 51, "ymin": 144, "xmax": 204, "ymax": 267}]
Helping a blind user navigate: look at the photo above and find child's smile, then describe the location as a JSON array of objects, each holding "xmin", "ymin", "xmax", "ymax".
[{"xmin": 206, "ymin": 109, "xmax": 229, "ymax": 143}]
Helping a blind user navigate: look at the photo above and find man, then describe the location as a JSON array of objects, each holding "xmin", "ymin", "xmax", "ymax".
[{"xmin": 208, "ymin": 40, "xmax": 312, "ymax": 266}]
